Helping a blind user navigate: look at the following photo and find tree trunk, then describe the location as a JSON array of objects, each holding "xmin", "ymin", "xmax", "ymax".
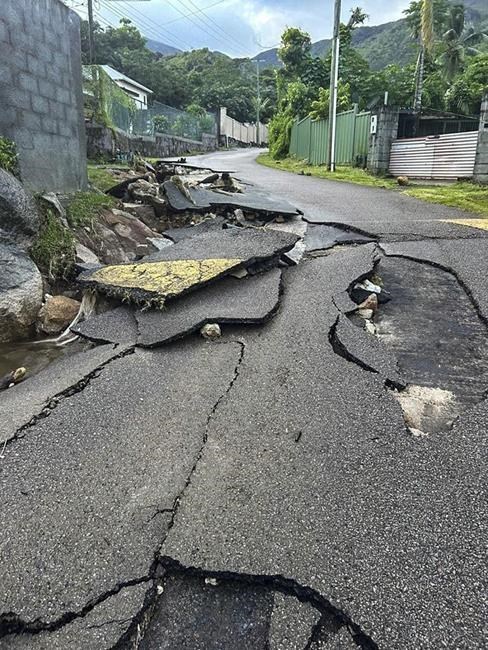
[{"xmin": 414, "ymin": 45, "xmax": 425, "ymax": 114}]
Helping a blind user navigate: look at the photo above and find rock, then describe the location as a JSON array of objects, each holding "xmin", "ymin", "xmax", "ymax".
[
  {"xmin": 275, "ymin": 215, "xmax": 285, "ymax": 223},
  {"xmin": 123, "ymin": 203, "xmax": 161, "ymax": 232},
  {"xmin": 201, "ymin": 323, "xmax": 221, "ymax": 339},
  {"xmin": 358, "ymin": 308, "xmax": 374, "ymax": 320},
  {"xmin": 40, "ymin": 193, "xmax": 69, "ymax": 228},
  {"xmin": 357, "ymin": 293, "xmax": 378, "ymax": 312},
  {"xmin": 0, "ymin": 168, "xmax": 39, "ymax": 246},
  {"xmin": 37, "ymin": 294, "xmax": 81, "ymax": 335},
  {"xmin": 0, "ymin": 367, "xmax": 26, "ymax": 391},
  {"xmin": 75, "ymin": 242, "xmax": 100, "ymax": 265},
  {"xmin": 397, "ymin": 175, "xmax": 409, "ymax": 186},
  {"xmin": 0, "ymin": 241, "xmax": 43, "ymax": 343}
]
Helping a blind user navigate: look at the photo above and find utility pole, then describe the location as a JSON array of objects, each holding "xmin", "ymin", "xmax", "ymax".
[
  {"xmin": 256, "ymin": 59, "xmax": 261, "ymax": 146},
  {"xmin": 327, "ymin": 0, "xmax": 341, "ymax": 172},
  {"xmin": 87, "ymin": 0, "xmax": 94, "ymax": 63}
]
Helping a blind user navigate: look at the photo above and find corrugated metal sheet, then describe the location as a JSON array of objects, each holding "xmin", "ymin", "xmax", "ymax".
[
  {"xmin": 389, "ymin": 131, "xmax": 478, "ymax": 179},
  {"xmin": 289, "ymin": 108, "xmax": 371, "ymax": 165}
]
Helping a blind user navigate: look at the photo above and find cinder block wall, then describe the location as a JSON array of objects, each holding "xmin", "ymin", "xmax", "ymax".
[
  {"xmin": 473, "ymin": 94, "xmax": 488, "ymax": 185},
  {"xmin": 0, "ymin": 0, "xmax": 87, "ymax": 191}
]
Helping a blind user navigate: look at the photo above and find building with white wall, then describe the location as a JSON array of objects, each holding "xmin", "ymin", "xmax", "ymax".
[{"xmin": 100, "ymin": 65, "xmax": 153, "ymax": 109}]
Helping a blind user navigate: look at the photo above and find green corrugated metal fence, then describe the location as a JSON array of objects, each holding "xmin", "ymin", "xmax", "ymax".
[{"xmin": 289, "ymin": 107, "xmax": 371, "ymax": 165}]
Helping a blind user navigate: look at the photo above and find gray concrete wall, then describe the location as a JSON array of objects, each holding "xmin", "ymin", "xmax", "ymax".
[
  {"xmin": 473, "ymin": 94, "xmax": 488, "ymax": 185},
  {"xmin": 86, "ymin": 124, "xmax": 218, "ymax": 160},
  {"xmin": 367, "ymin": 107, "xmax": 400, "ymax": 176},
  {"xmin": 0, "ymin": 0, "xmax": 87, "ymax": 191}
]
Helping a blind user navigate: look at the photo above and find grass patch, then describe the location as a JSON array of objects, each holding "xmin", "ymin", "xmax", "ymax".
[
  {"xmin": 257, "ymin": 153, "xmax": 397, "ymax": 189},
  {"xmin": 66, "ymin": 191, "xmax": 116, "ymax": 228},
  {"xmin": 404, "ymin": 183, "xmax": 488, "ymax": 217},
  {"xmin": 31, "ymin": 205, "xmax": 75, "ymax": 280},
  {"xmin": 87, "ymin": 163, "xmax": 125, "ymax": 192}
]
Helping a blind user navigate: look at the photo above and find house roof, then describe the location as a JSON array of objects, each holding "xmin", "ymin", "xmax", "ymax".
[{"xmin": 100, "ymin": 64, "xmax": 153, "ymax": 94}]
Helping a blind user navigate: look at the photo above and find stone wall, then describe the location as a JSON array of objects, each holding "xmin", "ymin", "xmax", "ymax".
[
  {"xmin": 473, "ymin": 94, "xmax": 488, "ymax": 185},
  {"xmin": 0, "ymin": 0, "xmax": 87, "ymax": 191},
  {"xmin": 367, "ymin": 107, "xmax": 400, "ymax": 176},
  {"xmin": 86, "ymin": 124, "xmax": 218, "ymax": 160}
]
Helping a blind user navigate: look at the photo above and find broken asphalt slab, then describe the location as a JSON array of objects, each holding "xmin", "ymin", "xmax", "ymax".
[
  {"xmin": 72, "ymin": 306, "xmax": 138, "ymax": 346},
  {"xmin": 78, "ymin": 228, "xmax": 298, "ymax": 307},
  {"xmin": 136, "ymin": 269, "xmax": 282, "ymax": 347},
  {"xmin": 305, "ymin": 223, "xmax": 376, "ymax": 252},
  {"xmin": 331, "ymin": 314, "xmax": 406, "ymax": 389},
  {"xmin": 158, "ymin": 247, "xmax": 486, "ymax": 648},
  {"xmin": 163, "ymin": 215, "xmax": 226, "ymax": 243},
  {"xmin": 0, "ymin": 343, "xmax": 131, "ymax": 444},
  {"xmin": 162, "ymin": 180, "xmax": 302, "ymax": 217},
  {"xmin": 0, "ymin": 341, "xmax": 243, "ymax": 633}
]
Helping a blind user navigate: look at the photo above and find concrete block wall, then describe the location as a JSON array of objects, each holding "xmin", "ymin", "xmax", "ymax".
[
  {"xmin": 367, "ymin": 107, "xmax": 400, "ymax": 176},
  {"xmin": 0, "ymin": 0, "xmax": 87, "ymax": 191},
  {"xmin": 473, "ymin": 94, "xmax": 488, "ymax": 184},
  {"xmin": 86, "ymin": 125, "xmax": 218, "ymax": 160}
]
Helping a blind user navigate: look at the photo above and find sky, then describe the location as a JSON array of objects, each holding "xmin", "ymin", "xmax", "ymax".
[{"xmin": 73, "ymin": 0, "xmax": 409, "ymax": 58}]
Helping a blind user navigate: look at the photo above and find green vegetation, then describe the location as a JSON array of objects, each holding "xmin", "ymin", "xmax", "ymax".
[
  {"xmin": 87, "ymin": 163, "xmax": 123, "ymax": 192},
  {"xmin": 258, "ymin": 154, "xmax": 488, "ymax": 216},
  {"xmin": 405, "ymin": 182, "xmax": 488, "ymax": 215},
  {"xmin": 31, "ymin": 205, "xmax": 76, "ymax": 280},
  {"xmin": 257, "ymin": 154, "xmax": 397, "ymax": 189},
  {"xmin": 81, "ymin": 18, "xmax": 277, "ymax": 123},
  {"xmin": 268, "ymin": 2, "xmax": 487, "ymax": 160},
  {"xmin": 66, "ymin": 191, "xmax": 116, "ymax": 228},
  {"xmin": 0, "ymin": 137, "xmax": 19, "ymax": 176}
]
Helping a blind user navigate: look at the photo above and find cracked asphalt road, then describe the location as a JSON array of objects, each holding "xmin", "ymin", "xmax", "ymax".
[{"xmin": 0, "ymin": 149, "xmax": 487, "ymax": 649}]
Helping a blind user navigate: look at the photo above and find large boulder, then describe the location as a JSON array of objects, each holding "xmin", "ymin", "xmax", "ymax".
[
  {"xmin": 0, "ymin": 241, "xmax": 43, "ymax": 343},
  {"xmin": 0, "ymin": 169, "xmax": 39, "ymax": 246},
  {"xmin": 37, "ymin": 295, "xmax": 81, "ymax": 335}
]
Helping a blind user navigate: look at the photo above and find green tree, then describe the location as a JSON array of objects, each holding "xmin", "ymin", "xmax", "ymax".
[
  {"xmin": 309, "ymin": 82, "xmax": 352, "ymax": 120},
  {"xmin": 437, "ymin": 3, "xmax": 488, "ymax": 80},
  {"xmin": 445, "ymin": 52, "xmax": 488, "ymax": 113}
]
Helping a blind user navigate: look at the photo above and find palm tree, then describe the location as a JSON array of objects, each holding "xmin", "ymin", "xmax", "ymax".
[
  {"xmin": 413, "ymin": 0, "xmax": 435, "ymax": 111},
  {"xmin": 437, "ymin": 4, "xmax": 488, "ymax": 81}
]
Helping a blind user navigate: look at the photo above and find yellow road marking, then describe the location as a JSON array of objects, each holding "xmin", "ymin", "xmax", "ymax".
[
  {"xmin": 89, "ymin": 258, "xmax": 242, "ymax": 297},
  {"xmin": 441, "ymin": 219, "xmax": 488, "ymax": 231}
]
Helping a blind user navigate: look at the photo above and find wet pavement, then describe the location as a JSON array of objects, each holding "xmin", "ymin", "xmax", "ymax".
[{"xmin": 0, "ymin": 149, "xmax": 487, "ymax": 649}]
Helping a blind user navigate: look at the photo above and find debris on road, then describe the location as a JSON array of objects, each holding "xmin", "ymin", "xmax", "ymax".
[
  {"xmin": 0, "ymin": 367, "xmax": 26, "ymax": 391},
  {"xmin": 201, "ymin": 323, "xmax": 221, "ymax": 339},
  {"xmin": 78, "ymin": 228, "xmax": 297, "ymax": 308}
]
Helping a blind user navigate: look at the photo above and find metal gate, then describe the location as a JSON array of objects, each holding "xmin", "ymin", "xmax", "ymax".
[{"xmin": 389, "ymin": 131, "xmax": 478, "ymax": 180}]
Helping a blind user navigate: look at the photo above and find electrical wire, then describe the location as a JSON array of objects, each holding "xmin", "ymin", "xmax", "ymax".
[
  {"xmin": 163, "ymin": 0, "xmax": 248, "ymax": 56},
  {"xmin": 98, "ymin": 0, "xmax": 194, "ymax": 50},
  {"xmin": 174, "ymin": 0, "xmax": 249, "ymax": 53}
]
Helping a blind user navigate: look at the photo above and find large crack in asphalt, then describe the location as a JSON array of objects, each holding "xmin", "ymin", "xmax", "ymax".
[
  {"xmin": 0, "ymin": 340, "xmax": 246, "ymax": 646},
  {"xmin": 2, "ymin": 344, "xmax": 135, "ymax": 449},
  {"xmin": 0, "ymin": 576, "xmax": 151, "ymax": 639},
  {"xmin": 328, "ymin": 241, "xmax": 488, "ymax": 436},
  {"xmin": 113, "ymin": 557, "xmax": 379, "ymax": 649}
]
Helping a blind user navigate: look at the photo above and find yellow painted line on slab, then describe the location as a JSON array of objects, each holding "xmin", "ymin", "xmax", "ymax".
[
  {"xmin": 89, "ymin": 258, "xmax": 242, "ymax": 297},
  {"xmin": 441, "ymin": 219, "xmax": 488, "ymax": 231}
]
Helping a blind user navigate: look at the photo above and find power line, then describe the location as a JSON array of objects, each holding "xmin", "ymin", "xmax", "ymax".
[
  {"xmin": 174, "ymin": 0, "xmax": 249, "ymax": 54},
  {"xmin": 164, "ymin": 0, "xmax": 248, "ymax": 56},
  {"xmin": 98, "ymin": 0, "xmax": 194, "ymax": 50}
]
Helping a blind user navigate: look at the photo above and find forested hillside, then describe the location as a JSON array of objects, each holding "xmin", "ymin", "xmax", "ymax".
[{"xmin": 256, "ymin": 0, "xmax": 488, "ymax": 70}]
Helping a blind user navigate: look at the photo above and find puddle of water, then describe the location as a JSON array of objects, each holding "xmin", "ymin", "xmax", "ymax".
[
  {"xmin": 0, "ymin": 338, "xmax": 85, "ymax": 383},
  {"xmin": 376, "ymin": 257, "xmax": 488, "ymax": 432}
]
